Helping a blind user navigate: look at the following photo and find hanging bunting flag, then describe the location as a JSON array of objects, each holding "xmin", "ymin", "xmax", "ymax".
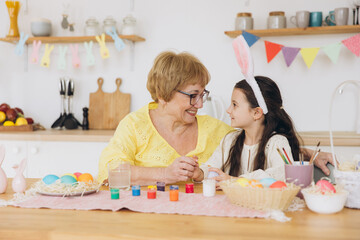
[
  {"xmin": 30, "ymin": 40, "xmax": 42, "ymax": 64},
  {"xmin": 281, "ymin": 47, "xmax": 300, "ymax": 67},
  {"xmin": 57, "ymin": 46, "xmax": 68, "ymax": 70},
  {"xmin": 242, "ymin": 31, "xmax": 260, "ymax": 47},
  {"xmin": 70, "ymin": 44, "xmax": 81, "ymax": 68},
  {"xmin": 300, "ymin": 48, "xmax": 320, "ymax": 69},
  {"xmin": 84, "ymin": 41, "xmax": 95, "ymax": 66},
  {"xmin": 342, "ymin": 33, "xmax": 360, "ymax": 57},
  {"xmin": 321, "ymin": 42, "xmax": 342, "ymax": 64},
  {"xmin": 40, "ymin": 44, "xmax": 54, "ymax": 68},
  {"xmin": 95, "ymin": 33, "xmax": 110, "ymax": 59},
  {"xmin": 264, "ymin": 41, "xmax": 283, "ymax": 63}
]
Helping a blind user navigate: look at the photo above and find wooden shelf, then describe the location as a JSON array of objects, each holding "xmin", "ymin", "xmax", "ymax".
[
  {"xmin": 225, "ymin": 25, "xmax": 360, "ymax": 38},
  {"xmin": 0, "ymin": 35, "xmax": 146, "ymax": 44}
]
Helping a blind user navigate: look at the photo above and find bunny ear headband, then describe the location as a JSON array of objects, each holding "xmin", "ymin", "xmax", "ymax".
[{"xmin": 232, "ymin": 35, "xmax": 268, "ymax": 114}]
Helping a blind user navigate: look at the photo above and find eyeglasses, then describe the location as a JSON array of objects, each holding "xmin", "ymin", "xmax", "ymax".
[{"xmin": 176, "ymin": 89, "xmax": 210, "ymax": 106}]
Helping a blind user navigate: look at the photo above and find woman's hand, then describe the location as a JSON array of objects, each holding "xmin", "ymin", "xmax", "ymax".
[
  {"xmin": 208, "ymin": 167, "xmax": 231, "ymax": 189},
  {"xmin": 313, "ymin": 151, "xmax": 336, "ymax": 176},
  {"xmin": 164, "ymin": 156, "xmax": 198, "ymax": 183}
]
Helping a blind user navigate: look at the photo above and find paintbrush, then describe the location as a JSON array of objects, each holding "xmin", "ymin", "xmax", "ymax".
[{"xmin": 309, "ymin": 141, "xmax": 320, "ymax": 165}]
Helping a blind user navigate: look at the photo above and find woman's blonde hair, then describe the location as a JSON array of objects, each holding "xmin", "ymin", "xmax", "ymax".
[{"xmin": 147, "ymin": 51, "xmax": 210, "ymax": 102}]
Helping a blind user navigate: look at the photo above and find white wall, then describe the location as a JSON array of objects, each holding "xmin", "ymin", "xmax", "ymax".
[{"xmin": 1, "ymin": 0, "xmax": 359, "ymax": 131}]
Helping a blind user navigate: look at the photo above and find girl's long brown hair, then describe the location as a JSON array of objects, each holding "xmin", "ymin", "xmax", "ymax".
[{"xmin": 222, "ymin": 76, "xmax": 302, "ymax": 176}]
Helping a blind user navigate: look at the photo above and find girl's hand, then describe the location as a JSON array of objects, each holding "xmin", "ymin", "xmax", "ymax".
[
  {"xmin": 313, "ymin": 151, "xmax": 336, "ymax": 176},
  {"xmin": 165, "ymin": 156, "xmax": 198, "ymax": 183},
  {"xmin": 208, "ymin": 167, "xmax": 231, "ymax": 189}
]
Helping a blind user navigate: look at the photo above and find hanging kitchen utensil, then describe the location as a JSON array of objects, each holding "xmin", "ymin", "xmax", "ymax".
[
  {"xmin": 51, "ymin": 78, "xmax": 67, "ymax": 128},
  {"xmin": 64, "ymin": 78, "xmax": 81, "ymax": 129}
]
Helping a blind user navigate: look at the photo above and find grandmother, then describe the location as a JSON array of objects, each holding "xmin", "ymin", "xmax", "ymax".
[{"xmin": 98, "ymin": 51, "xmax": 334, "ymax": 185}]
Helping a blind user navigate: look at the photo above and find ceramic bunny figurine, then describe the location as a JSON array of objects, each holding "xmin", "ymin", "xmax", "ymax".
[
  {"xmin": 0, "ymin": 145, "xmax": 7, "ymax": 194},
  {"xmin": 12, "ymin": 158, "xmax": 27, "ymax": 193}
]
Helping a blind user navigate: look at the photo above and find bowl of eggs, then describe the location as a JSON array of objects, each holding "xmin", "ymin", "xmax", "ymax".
[
  {"xmin": 34, "ymin": 172, "xmax": 99, "ymax": 197},
  {"xmin": 220, "ymin": 177, "xmax": 300, "ymax": 211},
  {"xmin": 301, "ymin": 180, "xmax": 349, "ymax": 214}
]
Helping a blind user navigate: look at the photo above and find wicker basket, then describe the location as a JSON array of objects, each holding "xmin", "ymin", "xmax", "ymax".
[
  {"xmin": 334, "ymin": 170, "xmax": 360, "ymax": 209},
  {"xmin": 220, "ymin": 179, "xmax": 300, "ymax": 211}
]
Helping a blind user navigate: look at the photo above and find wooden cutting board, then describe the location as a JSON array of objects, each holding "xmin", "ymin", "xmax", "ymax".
[{"xmin": 89, "ymin": 78, "xmax": 131, "ymax": 130}]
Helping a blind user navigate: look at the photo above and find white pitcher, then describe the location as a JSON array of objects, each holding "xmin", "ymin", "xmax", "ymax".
[{"xmin": 198, "ymin": 95, "xmax": 226, "ymax": 121}]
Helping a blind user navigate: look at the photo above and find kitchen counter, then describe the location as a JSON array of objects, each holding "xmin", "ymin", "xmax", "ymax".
[
  {"xmin": 0, "ymin": 129, "xmax": 359, "ymax": 146},
  {"xmin": 0, "ymin": 179, "xmax": 360, "ymax": 240}
]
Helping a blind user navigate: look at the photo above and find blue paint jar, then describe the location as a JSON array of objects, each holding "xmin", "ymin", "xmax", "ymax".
[{"xmin": 132, "ymin": 185, "xmax": 141, "ymax": 196}]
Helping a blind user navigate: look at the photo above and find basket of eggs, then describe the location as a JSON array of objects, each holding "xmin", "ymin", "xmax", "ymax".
[{"xmin": 220, "ymin": 177, "xmax": 300, "ymax": 211}]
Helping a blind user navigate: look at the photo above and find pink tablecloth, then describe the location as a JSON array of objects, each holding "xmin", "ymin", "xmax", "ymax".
[{"xmin": 14, "ymin": 190, "xmax": 269, "ymax": 218}]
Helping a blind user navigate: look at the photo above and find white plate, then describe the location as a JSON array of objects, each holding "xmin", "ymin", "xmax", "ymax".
[{"xmin": 37, "ymin": 190, "xmax": 97, "ymax": 197}]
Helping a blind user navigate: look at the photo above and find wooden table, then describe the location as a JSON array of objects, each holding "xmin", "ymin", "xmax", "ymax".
[{"xmin": 0, "ymin": 179, "xmax": 359, "ymax": 240}]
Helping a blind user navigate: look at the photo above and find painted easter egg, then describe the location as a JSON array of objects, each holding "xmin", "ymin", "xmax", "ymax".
[
  {"xmin": 208, "ymin": 171, "xmax": 219, "ymax": 179},
  {"xmin": 62, "ymin": 173, "xmax": 78, "ymax": 181},
  {"xmin": 60, "ymin": 175, "xmax": 77, "ymax": 185},
  {"xmin": 42, "ymin": 174, "xmax": 60, "ymax": 185},
  {"xmin": 260, "ymin": 178, "xmax": 277, "ymax": 188},
  {"xmin": 316, "ymin": 180, "xmax": 336, "ymax": 194},
  {"xmin": 269, "ymin": 181, "xmax": 287, "ymax": 189},
  {"xmin": 248, "ymin": 179, "xmax": 263, "ymax": 188},
  {"xmin": 236, "ymin": 178, "xmax": 249, "ymax": 187},
  {"xmin": 78, "ymin": 173, "xmax": 94, "ymax": 183},
  {"xmin": 73, "ymin": 172, "xmax": 82, "ymax": 178}
]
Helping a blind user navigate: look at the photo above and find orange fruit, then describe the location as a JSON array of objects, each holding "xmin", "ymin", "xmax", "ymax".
[
  {"xmin": 0, "ymin": 111, "xmax": 5, "ymax": 123},
  {"xmin": 15, "ymin": 117, "xmax": 28, "ymax": 126},
  {"xmin": 77, "ymin": 173, "xmax": 94, "ymax": 183},
  {"xmin": 3, "ymin": 120, "xmax": 15, "ymax": 126}
]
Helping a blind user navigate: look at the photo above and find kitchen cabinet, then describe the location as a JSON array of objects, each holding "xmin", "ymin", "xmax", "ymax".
[
  {"xmin": 225, "ymin": 25, "xmax": 360, "ymax": 38},
  {"xmin": 0, "ymin": 139, "xmax": 108, "ymax": 178}
]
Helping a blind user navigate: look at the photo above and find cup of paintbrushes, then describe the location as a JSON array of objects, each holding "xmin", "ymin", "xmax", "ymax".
[{"xmin": 285, "ymin": 160, "xmax": 314, "ymax": 199}]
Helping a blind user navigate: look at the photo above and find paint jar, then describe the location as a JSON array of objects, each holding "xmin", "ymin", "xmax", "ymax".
[
  {"xmin": 147, "ymin": 185, "xmax": 157, "ymax": 199},
  {"xmin": 185, "ymin": 183, "xmax": 194, "ymax": 193},
  {"xmin": 203, "ymin": 179, "xmax": 216, "ymax": 197},
  {"xmin": 132, "ymin": 185, "xmax": 141, "ymax": 196},
  {"xmin": 110, "ymin": 188, "xmax": 119, "ymax": 199},
  {"xmin": 170, "ymin": 185, "xmax": 179, "ymax": 201},
  {"xmin": 156, "ymin": 181, "xmax": 165, "ymax": 191},
  {"xmin": 235, "ymin": 12, "xmax": 253, "ymax": 30}
]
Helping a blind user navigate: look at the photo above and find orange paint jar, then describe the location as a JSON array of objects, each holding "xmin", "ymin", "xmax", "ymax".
[{"xmin": 169, "ymin": 185, "xmax": 179, "ymax": 201}]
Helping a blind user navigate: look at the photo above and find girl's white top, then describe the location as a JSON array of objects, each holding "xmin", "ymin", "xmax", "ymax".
[{"xmin": 201, "ymin": 130, "xmax": 294, "ymax": 181}]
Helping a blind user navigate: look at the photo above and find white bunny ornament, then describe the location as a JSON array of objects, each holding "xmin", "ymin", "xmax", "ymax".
[
  {"xmin": 0, "ymin": 145, "xmax": 7, "ymax": 194},
  {"xmin": 12, "ymin": 158, "xmax": 27, "ymax": 193}
]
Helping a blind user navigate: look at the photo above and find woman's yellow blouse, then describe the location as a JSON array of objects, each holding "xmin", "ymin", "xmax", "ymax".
[{"xmin": 98, "ymin": 102, "xmax": 233, "ymax": 183}]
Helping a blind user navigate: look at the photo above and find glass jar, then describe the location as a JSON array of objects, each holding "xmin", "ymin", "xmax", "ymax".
[
  {"xmin": 121, "ymin": 14, "xmax": 136, "ymax": 35},
  {"xmin": 267, "ymin": 11, "xmax": 287, "ymax": 29},
  {"xmin": 235, "ymin": 12, "xmax": 253, "ymax": 30},
  {"xmin": 103, "ymin": 16, "xmax": 117, "ymax": 34},
  {"xmin": 84, "ymin": 17, "xmax": 100, "ymax": 36}
]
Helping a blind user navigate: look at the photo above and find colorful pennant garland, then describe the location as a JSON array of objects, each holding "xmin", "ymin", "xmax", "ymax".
[{"xmin": 240, "ymin": 31, "xmax": 360, "ymax": 69}]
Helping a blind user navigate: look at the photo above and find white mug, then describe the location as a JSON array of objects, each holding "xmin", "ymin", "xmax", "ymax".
[
  {"xmin": 290, "ymin": 11, "xmax": 310, "ymax": 28},
  {"xmin": 198, "ymin": 95, "xmax": 225, "ymax": 121}
]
